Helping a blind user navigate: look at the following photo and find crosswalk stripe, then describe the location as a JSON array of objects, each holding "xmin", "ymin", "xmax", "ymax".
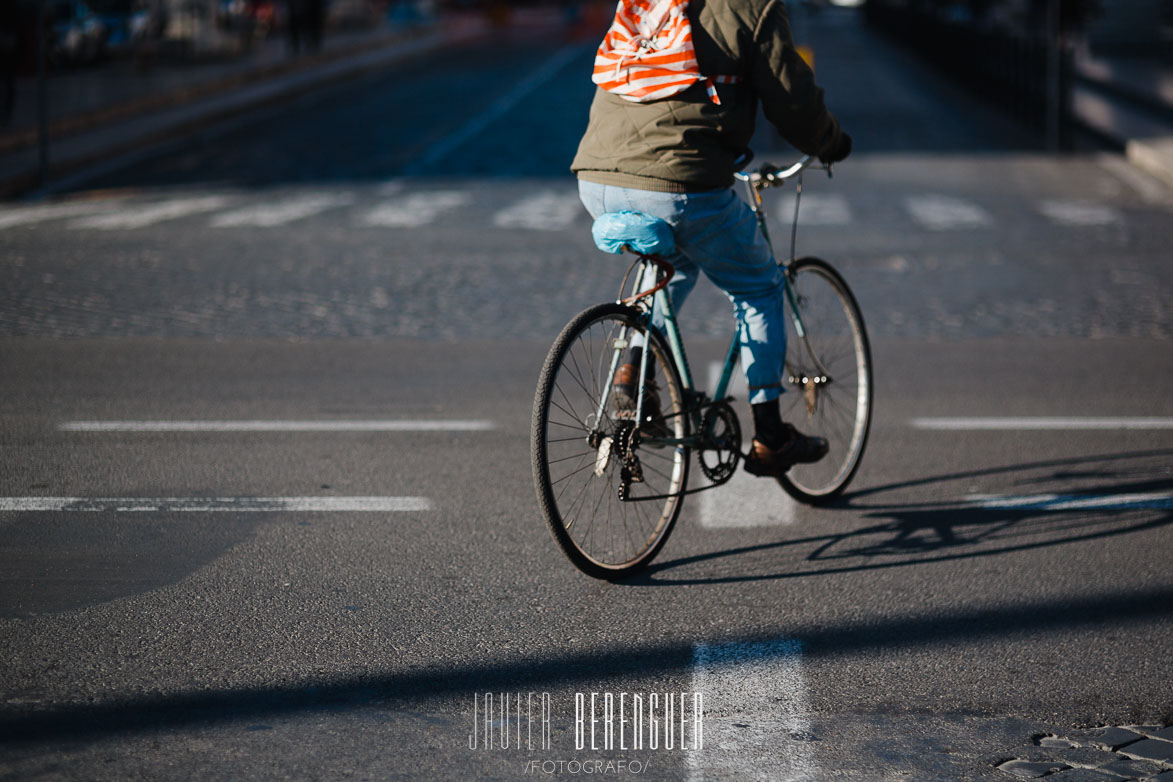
[
  {"xmin": 361, "ymin": 191, "xmax": 471, "ymax": 227},
  {"xmin": 776, "ymin": 192, "xmax": 853, "ymax": 226},
  {"xmin": 688, "ymin": 639, "xmax": 815, "ymax": 782},
  {"xmin": 699, "ymin": 362, "xmax": 796, "ymax": 528},
  {"xmin": 1037, "ymin": 200, "xmax": 1121, "ymax": 226},
  {"xmin": 904, "ymin": 194, "xmax": 991, "ymax": 230},
  {"xmin": 0, "ymin": 497, "xmax": 433, "ymax": 512},
  {"xmin": 492, "ymin": 191, "xmax": 582, "ymax": 230},
  {"xmin": 36, "ymin": 188, "xmax": 1140, "ymax": 235},
  {"xmin": 0, "ymin": 200, "xmax": 124, "ymax": 230},
  {"xmin": 210, "ymin": 193, "xmax": 355, "ymax": 227},
  {"xmin": 71, "ymin": 196, "xmax": 233, "ymax": 230}
]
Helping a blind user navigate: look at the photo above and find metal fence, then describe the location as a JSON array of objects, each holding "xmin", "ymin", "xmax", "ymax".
[{"xmin": 864, "ymin": 0, "xmax": 1075, "ymax": 149}]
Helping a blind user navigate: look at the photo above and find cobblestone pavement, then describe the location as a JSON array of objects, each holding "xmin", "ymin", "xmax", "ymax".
[{"xmin": 995, "ymin": 725, "xmax": 1173, "ymax": 780}]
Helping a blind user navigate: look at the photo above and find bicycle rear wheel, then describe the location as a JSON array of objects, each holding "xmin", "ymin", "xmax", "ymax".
[
  {"xmin": 532, "ymin": 302, "xmax": 689, "ymax": 579},
  {"xmin": 777, "ymin": 257, "xmax": 872, "ymax": 503}
]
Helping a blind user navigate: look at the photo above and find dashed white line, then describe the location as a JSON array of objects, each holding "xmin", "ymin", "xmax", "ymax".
[
  {"xmin": 493, "ymin": 190, "xmax": 582, "ymax": 230},
  {"xmin": 71, "ymin": 196, "xmax": 233, "ymax": 230},
  {"xmin": 910, "ymin": 416, "xmax": 1173, "ymax": 430},
  {"xmin": 361, "ymin": 191, "xmax": 471, "ymax": 227},
  {"xmin": 689, "ymin": 639, "xmax": 815, "ymax": 782},
  {"xmin": 0, "ymin": 497, "xmax": 433, "ymax": 512},
  {"xmin": 210, "ymin": 193, "xmax": 355, "ymax": 227},
  {"xmin": 59, "ymin": 419, "xmax": 497, "ymax": 432},
  {"xmin": 904, "ymin": 194, "xmax": 992, "ymax": 230}
]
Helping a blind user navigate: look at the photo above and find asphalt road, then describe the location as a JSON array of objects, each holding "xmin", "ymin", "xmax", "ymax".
[{"xmin": 1, "ymin": 9, "xmax": 1171, "ymax": 781}]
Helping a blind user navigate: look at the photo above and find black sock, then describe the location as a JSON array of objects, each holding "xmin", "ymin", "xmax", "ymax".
[
  {"xmin": 751, "ymin": 400, "xmax": 790, "ymax": 449},
  {"xmin": 622, "ymin": 346, "xmax": 655, "ymax": 380}
]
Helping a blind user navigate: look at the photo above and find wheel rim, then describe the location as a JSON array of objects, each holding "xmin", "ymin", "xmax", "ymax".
[
  {"xmin": 539, "ymin": 313, "xmax": 687, "ymax": 570},
  {"xmin": 780, "ymin": 264, "xmax": 871, "ymax": 497}
]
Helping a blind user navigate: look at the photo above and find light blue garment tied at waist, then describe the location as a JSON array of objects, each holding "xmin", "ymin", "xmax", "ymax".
[{"xmin": 591, "ymin": 211, "xmax": 676, "ymax": 256}]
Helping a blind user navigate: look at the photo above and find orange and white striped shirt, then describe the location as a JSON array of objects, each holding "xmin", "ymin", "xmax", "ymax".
[{"xmin": 593, "ymin": 0, "xmax": 741, "ymax": 105}]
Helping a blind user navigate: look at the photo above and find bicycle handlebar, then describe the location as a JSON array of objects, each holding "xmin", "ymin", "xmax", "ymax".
[{"xmin": 735, "ymin": 155, "xmax": 830, "ymax": 190}]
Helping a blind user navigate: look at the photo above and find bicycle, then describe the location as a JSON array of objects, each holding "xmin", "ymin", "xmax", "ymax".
[{"xmin": 531, "ymin": 155, "xmax": 873, "ymax": 579}]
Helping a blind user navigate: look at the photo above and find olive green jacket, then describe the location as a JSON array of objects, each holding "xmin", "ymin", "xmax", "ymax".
[{"xmin": 571, "ymin": 0, "xmax": 844, "ymax": 192}]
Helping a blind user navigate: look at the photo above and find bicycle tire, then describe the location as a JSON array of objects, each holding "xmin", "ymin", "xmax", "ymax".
[
  {"xmin": 532, "ymin": 302, "xmax": 689, "ymax": 579},
  {"xmin": 776, "ymin": 257, "xmax": 873, "ymax": 503}
]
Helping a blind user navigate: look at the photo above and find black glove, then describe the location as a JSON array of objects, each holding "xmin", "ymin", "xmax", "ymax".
[{"xmin": 819, "ymin": 131, "xmax": 852, "ymax": 165}]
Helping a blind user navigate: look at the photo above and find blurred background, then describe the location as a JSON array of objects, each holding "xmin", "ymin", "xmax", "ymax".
[
  {"xmin": 1, "ymin": 0, "xmax": 1171, "ymax": 192},
  {"xmin": 0, "ymin": 1, "xmax": 1170, "ymax": 779}
]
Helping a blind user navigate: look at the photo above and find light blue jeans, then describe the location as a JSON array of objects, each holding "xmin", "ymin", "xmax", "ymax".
[{"xmin": 578, "ymin": 180, "xmax": 787, "ymax": 404}]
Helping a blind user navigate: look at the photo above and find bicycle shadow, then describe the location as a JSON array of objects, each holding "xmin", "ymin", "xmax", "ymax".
[{"xmin": 630, "ymin": 448, "xmax": 1173, "ymax": 585}]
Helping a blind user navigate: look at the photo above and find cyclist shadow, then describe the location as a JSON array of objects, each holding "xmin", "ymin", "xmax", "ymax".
[{"xmin": 632, "ymin": 448, "xmax": 1173, "ymax": 585}]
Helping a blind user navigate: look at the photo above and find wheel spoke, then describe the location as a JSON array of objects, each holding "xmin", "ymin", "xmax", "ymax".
[{"xmin": 533, "ymin": 306, "xmax": 689, "ymax": 576}]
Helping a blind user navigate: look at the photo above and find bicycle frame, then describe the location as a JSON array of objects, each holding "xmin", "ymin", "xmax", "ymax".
[{"xmin": 609, "ymin": 155, "xmax": 826, "ymax": 447}]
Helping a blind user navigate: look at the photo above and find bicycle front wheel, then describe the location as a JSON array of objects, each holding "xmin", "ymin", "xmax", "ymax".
[
  {"xmin": 531, "ymin": 302, "xmax": 689, "ymax": 579},
  {"xmin": 777, "ymin": 257, "xmax": 873, "ymax": 503}
]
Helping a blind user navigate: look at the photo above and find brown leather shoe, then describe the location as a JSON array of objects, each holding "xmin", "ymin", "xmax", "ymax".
[
  {"xmin": 611, "ymin": 363, "xmax": 670, "ymax": 440},
  {"xmin": 744, "ymin": 425, "xmax": 829, "ymax": 477}
]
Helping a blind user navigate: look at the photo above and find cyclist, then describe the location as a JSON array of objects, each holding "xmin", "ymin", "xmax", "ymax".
[{"xmin": 572, "ymin": 0, "xmax": 853, "ymax": 477}]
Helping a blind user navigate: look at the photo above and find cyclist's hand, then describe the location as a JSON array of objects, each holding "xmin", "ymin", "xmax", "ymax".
[{"xmin": 819, "ymin": 131, "xmax": 852, "ymax": 165}]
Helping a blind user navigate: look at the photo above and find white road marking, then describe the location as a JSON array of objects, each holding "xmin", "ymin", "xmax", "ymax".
[
  {"xmin": 407, "ymin": 43, "xmax": 588, "ymax": 172},
  {"xmin": 210, "ymin": 193, "xmax": 355, "ymax": 227},
  {"xmin": 59, "ymin": 419, "xmax": 497, "ymax": 432},
  {"xmin": 0, "ymin": 200, "xmax": 123, "ymax": 230},
  {"xmin": 1037, "ymin": 200, "xmax": 1121, "ymax": 226},
  {"xmin": 0, "ymin": 497, "xmax": 433, "ymax": 512},
  {"xmin": 967, "ymin": 492, "xmax": 1173, "ymax": 511},
  {"xmin": 700, "ymin": 362, "xmax": 796, "ymax": 527},
  {"xmin": 904, "ymin": 194, "xmax": 991, "ymax": 230},
  {"xmin": 777, "ymin": 193, "xmax": 853, "ymax": 226},
  {"xmin": 361, "ymin": 191, "xmax": 470, "ymax": 227},
  {"xmin": 71, "ymin": 196, "xmax": 232, "ymax": 230},
  {"xmin": 492, "ymin": 191, "xmax": 582, "ymax": 230},
  {"xmin": 689, "ymin": 639, "xmax": 815, "ymax": 782},
  {"xmin": 700, "ymin": 470, "xmax": 796, "ymax": 527},
  {"xmin": 910, "ymin": 416, "xmax": 1173, "ymax": 430}
]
